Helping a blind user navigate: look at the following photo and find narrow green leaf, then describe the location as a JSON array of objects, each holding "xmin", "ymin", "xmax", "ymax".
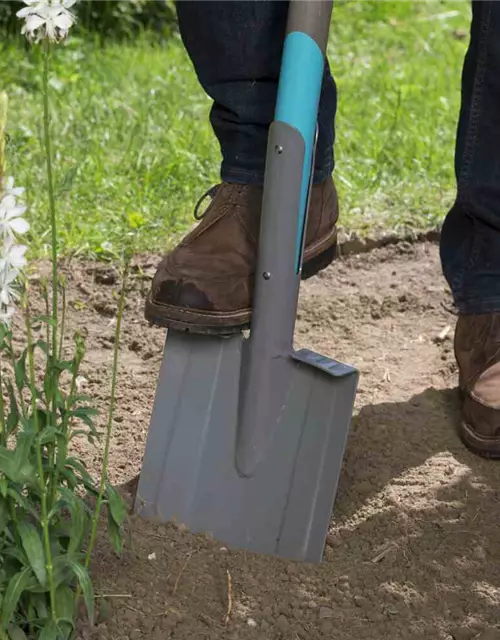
[
  {"xmin": 51, "ymin": 554, "xmax": 84, "ymax": 591},
  {"xmin": 70, "ymin": 407, "xmax": 99, "ymax": 436},
  {"xmin": 48, "ymin": 499, "xmax": 66, "ymax": 522},
  {"xmin": 6, "ymin": 382, "xmax": 19, "ymax": 435},
  {"xmin": 55, "ymin": 389, "xmax": 66, "ymax": 410},
  {"xmin": 55, "ymin": 584, "xmax": 75, "ymax": 625},
  {"xmin": 0, "ymin": 496, "xmax": 9, "ymax": 533},
  {"xmin": 56, "ymin": 621, "xmax": 74, "ymax": 640},
  {"xmin": 60, "ymin": 468, "xmax": 78, "ymax": 491},
  {"xmin": 18, "ymin": 521, "xmax": 47, "ymax": 588},
  {"xmin": 72, "ymin": 407, "xmax": 99, "ymax": 419},
  {"xmin": 7, "ymin": 625, "xmax": 28, "ymax": 640},
  {"xmin": 0, "ymin": 447, "xmax": 36, "ymax": 489},
  {"xmin": 68, "ymin": 394, "xmax": 93, "ymax": 407},
  {"xmin": 65, "ymin": 458, "xmax": 96, "ymax": 491},
  {"xmin": 0, "ymin": 324, "xmax": 7, "ymax": 347},
  {"xmin": 39, "ymin": 427, "xmax": 66, "ymax": 446},
  {"xmin": 54, "ymin": 360, "xmax": 73, "ymax": 373},
  {"xmin": 25, "ymin": 558, "xmax": 66, "ymax": 594},
  {"xmin": 107, "ymin": 512, "xmax": 123, "ymax": 555},
  {"xmin": 58, "ymin": 487, "xmax": 89, "ymax": 555},
  {"xmin": 7, "ymin": 488, "xmax": 40, "ymax": 520},
  {"xmin": 0, "ymin": 448, "xmax": 20, "ymax": 481},
  {"xmin": 1, "ymin": 567, "xmax": 33, "ymax": 629},
  {"xmin": 16, "ymin": 430, "xmax": 35, "ymax": 456},
  {"xmin": 69, "ymin": 429, "xmax": 96, "ymax": 443},
  {"xmin": 31, "ymin": 592, "xmax": 49, "ymax": 620},
  {"xmin": 105, "ymin": 483, "xmax": 127, "ymax": 527},
  {"xmin": 10, "ymin": 435, "xmax": 38, "ymax": 488},
  {"xmin": 14, "ymin": 349, "xmax": 27, "ymax": 392},
  {"xmin": 50, "ymin": 533, "xmax": 65, "ymax": 558},
  {"xmin": 69, "ymin": 561, "xmax": 94, "ymax": 625},
  {"xmin": 38, "ymin": 619, "xmax": 58, "ymax": 640},
  {"xmin": 43, "ymin": 374, "xmax": 52, "ymax": 410},
  {"xmin": 3, "ymin": 546, "xmax": 29, "ymax": 567}
]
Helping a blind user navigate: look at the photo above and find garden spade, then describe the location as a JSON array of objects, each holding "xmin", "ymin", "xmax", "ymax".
[{"xmin": 134, "ymin": 0, "xmax": 358, "ymax": 563}]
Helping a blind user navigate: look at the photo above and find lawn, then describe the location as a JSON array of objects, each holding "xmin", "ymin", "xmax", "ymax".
[{"xmin": 0, "ymin": 0, "xmax": 469, "ymax": 258}]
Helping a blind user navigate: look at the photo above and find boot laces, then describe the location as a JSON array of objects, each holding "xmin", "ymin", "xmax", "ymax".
[{"xmin": 193, "ymin": 185, "xmax": 220, "ymax": 220}]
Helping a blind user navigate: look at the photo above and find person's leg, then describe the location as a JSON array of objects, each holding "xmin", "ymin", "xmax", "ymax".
[
  {"xmin": 145, "ymin": 1, "xmax": 339, "ymax": 333},
  {"xmin": 175, "ymin": 0, "xmax": 337, "ymax": 185},
  {"xmin": 440, "ymin": 0, "xmax": 500, "ymax": 456}
]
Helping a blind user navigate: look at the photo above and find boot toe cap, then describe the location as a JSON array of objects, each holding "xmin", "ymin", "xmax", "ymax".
[
  {"xmin": 154, "ymin": 277, "xmax": 215, "ymax": 311},
  {"xmin": 460, "ymin": 394, "xmax": 500, "ymax": 458}
]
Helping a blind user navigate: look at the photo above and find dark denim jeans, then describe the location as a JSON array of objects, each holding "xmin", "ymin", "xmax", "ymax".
[{"xmin": 175, "ymin": 1, "xmax": 500, "ymax": 315}]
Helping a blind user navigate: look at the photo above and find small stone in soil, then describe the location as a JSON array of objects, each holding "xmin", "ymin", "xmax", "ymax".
[
  {"xmin": 354, "ymin": 595, "xmax": 368, "ymax": 608},
  {"xmin": 276, "ymin": 615, "xmax": 290, "ymax": 632},
  {"xmin": 319, "ymin": 607, "xmax": 335, "ymax": 619},
  {"xmin": 129, "ymin": 339, "xmax": 142, "ymax": 352}
]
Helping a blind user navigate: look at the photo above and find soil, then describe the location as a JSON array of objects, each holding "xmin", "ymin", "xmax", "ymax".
[{"xmin": 27, "ymin": 241, "xmax": 500, "ymax": 640}]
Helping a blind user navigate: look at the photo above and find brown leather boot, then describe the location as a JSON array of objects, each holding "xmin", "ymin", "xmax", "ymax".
[
  {"xmin": 145, "ymin": 176, "xmax": 339, "ymax": 333},
  {"xmin": 455, "ymin": 313, "xmax": 500, "ymax": 458}
]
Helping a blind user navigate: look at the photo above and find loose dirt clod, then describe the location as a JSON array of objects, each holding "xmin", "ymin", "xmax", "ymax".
[{"xmin": 27, "ymin": 243, "xmax": 500, "ymax": 639}]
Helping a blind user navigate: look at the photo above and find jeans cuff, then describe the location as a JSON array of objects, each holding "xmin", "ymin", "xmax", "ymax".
[
  {"xmin": 221, "ymin": 166, "xmax": 266, "ymax": 185},
  {"xmin": 221, "ymin": 161, "xmax": 334, "ymax": 186},
  {"xmin": 455, "ymin": 296, "xmax": 500, "ymax": 315}
]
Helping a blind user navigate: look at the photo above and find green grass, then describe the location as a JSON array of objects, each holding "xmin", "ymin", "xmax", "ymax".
[
  {"xmin": 0, "ymin": 1, "xmax": 469, "ymax": 257},
  {"xmin": 330, "ymin": 1, "xmax": 469, "ymax": 235}
]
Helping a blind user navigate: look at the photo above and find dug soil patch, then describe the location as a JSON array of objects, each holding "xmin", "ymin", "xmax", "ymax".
[{"xmin": 29, "ymin": 242, "xmax": 500, "ymax": 640}]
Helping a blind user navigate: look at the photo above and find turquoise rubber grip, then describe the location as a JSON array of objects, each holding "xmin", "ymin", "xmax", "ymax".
[{"xmin": 274, "ymin": 31, "xmax": 325, "ymax": 272}]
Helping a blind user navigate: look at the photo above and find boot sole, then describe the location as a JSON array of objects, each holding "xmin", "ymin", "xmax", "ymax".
[
  {"xmin": 145, "ymin": 239, "xmax": 337, "ymax": 335},
  {"xmin": 457, "ymin": 389, "xmax": 500, "ymax": 459},
  {"xmin": 459, "ymin": 421, "xmax": 500, "ymax": 459}
]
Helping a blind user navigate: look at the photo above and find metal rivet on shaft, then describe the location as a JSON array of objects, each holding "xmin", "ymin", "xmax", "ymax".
[
  {"xmin": 275, "ymin": 145, "xmax": 283, "ymax": 154},
  {"xmin": 263, "ymin": 272, "xmax": 271, "ymax": 280}
]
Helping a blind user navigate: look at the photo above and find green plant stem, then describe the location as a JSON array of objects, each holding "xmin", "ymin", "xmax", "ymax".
[
  {"xmin": 0, "ymin": 358, "xmax": 20, "ymax": 542},
  {"xmin": 42, "ymin": 279, "xmax": 50, "ymax": 362},
  {"xmin": 50, "ymin": 365, "xmax": 78, "ymax": 507},
  {"xmin": 78, "ymin": 260, "xmax": 129, "ymax": 599},
  {"xmin": 58, "ymin": 278, "xmax": 66, "ymax": 360},
  {"xmin": 0, "ymin": 360, "xmax": 7, "ymax": 448},
  {"xmin": 43, "ymin": 42, "xmax": 58, "ymax": 363},
  {"xmin": 42, "ymin": 40, "xmax": 59, "ymax": 506},
  {"xmin": 25, "ymin": 303, "xmax": 57, "ymax": 623}
]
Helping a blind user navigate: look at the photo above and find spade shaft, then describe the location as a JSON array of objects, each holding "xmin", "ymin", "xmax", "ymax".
[{"xmin": 236, "ymin": 0, "xmax": 334, "ymax": 477}]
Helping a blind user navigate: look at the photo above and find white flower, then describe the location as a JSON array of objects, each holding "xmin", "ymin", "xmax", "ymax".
[
  {"xmin": 0, "ymin": 241, "xmax": 28, "ymax": 272},
  {"xmin": 0, "ymin": 266, "xmax": 19, "ymax": 326},
  {"xmin": 3, "ymin": 177, "xmax": 25, "ymax": 199},
  {"xmin": 0, "ymin": 268, "xmax": 20, "ymax": 307},
  {"xmin": 17, "ymin": 0, "xmax": 77, "ymax": 42},
  {"xmin": 0, "ymin": 194, "xmax": 29, "ymax": 237}
]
